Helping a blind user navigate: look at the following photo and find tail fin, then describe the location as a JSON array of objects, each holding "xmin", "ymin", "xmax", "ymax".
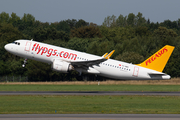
[{"xmin": 137, "ymin": 45, "xmax": 174, "ymax": 72}]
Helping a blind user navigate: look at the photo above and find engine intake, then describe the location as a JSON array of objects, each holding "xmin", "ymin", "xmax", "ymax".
[{"xmin": 52, "ymin": 60, "xmax": 73, "ymax": 73}]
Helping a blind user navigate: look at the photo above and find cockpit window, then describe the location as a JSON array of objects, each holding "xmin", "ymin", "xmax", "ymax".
[{"xmin": 12, "ymin": 41, "xmax": 20, "ymax": 45}]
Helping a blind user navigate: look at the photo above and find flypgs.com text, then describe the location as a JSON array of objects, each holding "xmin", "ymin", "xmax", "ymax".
[{"xmin": 32, "ymin": 43, "xmax": 77, "ymax": 60}]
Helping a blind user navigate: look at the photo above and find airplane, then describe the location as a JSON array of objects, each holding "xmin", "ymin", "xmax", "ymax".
[{"xmin": 4, "ymin": 39, "xmax": 175, "ymax": 80}]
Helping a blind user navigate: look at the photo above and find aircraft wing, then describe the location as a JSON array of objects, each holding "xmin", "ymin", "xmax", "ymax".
[
  {"xmin": 71, "ymin": 58, "xmax": 106, "ymax": 67},
  {"xmin": 71, "ymin": 50, "xmax": 115, "ymax": 68}
]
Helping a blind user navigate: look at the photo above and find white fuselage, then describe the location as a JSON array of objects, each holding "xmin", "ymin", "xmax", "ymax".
[{"xmin": 4, "ymin": 40, "xmax": 170, "ymax": 80}]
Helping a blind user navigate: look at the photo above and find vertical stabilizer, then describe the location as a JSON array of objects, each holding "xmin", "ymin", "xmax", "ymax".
[{"xmin": 137, "ymin": 45, "xmax": 174, "ymax": 72}]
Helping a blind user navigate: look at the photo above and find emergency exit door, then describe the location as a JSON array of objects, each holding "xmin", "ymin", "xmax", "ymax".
[{"xmin": 133, "ymin": 67, "xmax": 139, "ymax": 77}]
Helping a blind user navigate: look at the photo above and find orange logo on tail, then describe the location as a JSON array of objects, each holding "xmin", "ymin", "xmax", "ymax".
[{"xmin": 145, "ymin": 47, "xmax": 168, "ymax": 66}]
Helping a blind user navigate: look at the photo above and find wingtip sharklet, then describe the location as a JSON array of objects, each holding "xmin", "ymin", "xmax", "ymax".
[
  {"xmin": 104, "ymin": 50, "xmax": 115, "ymax": 59},
  {"xmin": 102, "ymin": 53, "xmax": 108, "ymax": 57}
]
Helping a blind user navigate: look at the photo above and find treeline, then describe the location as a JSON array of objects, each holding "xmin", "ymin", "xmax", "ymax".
[{"xmin": 0, "ymin": 12, "xmax": 180, "ymax": 81}]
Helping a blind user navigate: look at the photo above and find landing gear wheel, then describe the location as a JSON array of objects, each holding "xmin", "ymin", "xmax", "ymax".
[{"xmin": 22, "ymin": 58, "xmax": 27, "ymax": 67}]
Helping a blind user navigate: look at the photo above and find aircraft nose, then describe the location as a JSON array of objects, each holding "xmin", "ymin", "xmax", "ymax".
[{"xmin": 4, "ymin": 44, "xmax": 11, "ymax": 52}]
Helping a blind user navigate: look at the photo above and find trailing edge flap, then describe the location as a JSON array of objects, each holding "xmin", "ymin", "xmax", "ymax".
[{"xmin": 71, "ymin": 50, "xmax": 115, "ymax": 68}]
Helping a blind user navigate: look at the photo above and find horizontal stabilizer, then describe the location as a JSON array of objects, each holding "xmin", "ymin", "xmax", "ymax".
[{"xmin": 148, "ymin": 72, "xmax": 165, "ymax": 75}]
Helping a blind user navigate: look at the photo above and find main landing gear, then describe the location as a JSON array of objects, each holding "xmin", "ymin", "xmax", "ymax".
[{"xmin": 22, "ymin": 58, "xmax": 27, "ymax": 67}]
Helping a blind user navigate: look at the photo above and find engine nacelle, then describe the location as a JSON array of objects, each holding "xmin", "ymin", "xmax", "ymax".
[{"xmin": 52, "ymin": 60, "xmax": 73, "ymax": 73}]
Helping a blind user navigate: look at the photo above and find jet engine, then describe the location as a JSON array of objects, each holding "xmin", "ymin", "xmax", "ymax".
[{"xmin": 52, "ymin": 60, "xmax": 73, "ymax": 73}]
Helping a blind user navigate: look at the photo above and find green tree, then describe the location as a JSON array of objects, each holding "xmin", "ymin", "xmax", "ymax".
[
  {"xmin": 9, "ymin": 12, "xmax": 20, "ymax": 23},
  {"xmin": 11, "ymin": 13, "xmax": 36, "ymax": 38},
  {"xmin": 0, "ymin": 23, "xmax": 24, "ymax": 43},
  {"xmin": 56, "ymin": 31, "xmax": 70, "ymax": 41},
  {"xmin": 116, "ymin": 14, "xmax": 127, "ymax": 27},
  {"xmin": 21, "ymin": 13, "xmax": 35, "ymax": 22},
  {"xmin": 56, "ymin": 21, "xmax": 71, "ymax": 33},
  {"xmin": 115, "ymin": 52, "xmax": 144, "ymax": 64},
  {"xmin": 148, "ymin": 22, "xmax": 159, "ymax": 31},
  {"xmin": 147, "ymin": 18, "xmax": 150, "ymax": 24},
  {"xmin": 75, "ymin": 19, "xmax": 89, "ymax": 28},
  {"xmin": 102, "ymin": 15, "xmax": 117, "ymax": 27},
  {"xmin": 160, "ymin": 20, "xmax": 178, "ymax": 29},
  {"xmin": 7, "ymin": 59, "xmax": 25, "ymax": 75},
  {"xmin": 87, "ymin": 38, "xmax": 114, "ymax": 56},
  {"xmin": 67, "ymin": 38, "xmax": 89, "ymax": 52},
  {"xmin": 136, "ymin": 12, "xmax": 146, "ymax": 26},
  {"xmin": 135, "ymin": 26, "xmax": 149, "ymax": 36},
  {"xmin": 102, "ymin": 15, "xmax": 111, "ymax": 27},
  {"xmin": 65, "ymin": 19, "xmax": 77, "ymax": 29},
  {"xmin": 163, "ymin": 37, "xmax": 180, "ymax": 77},
  {"xmin": 0, "ymin": 12, "xmax": 10, "ymax": 23},
  {"xmin": 127, "ymin": 13, "xmax": 136, "ymax": 27},
  {"xmin": 44, "ymin": 39, "xmax": 67, "ymax": 48},
  {"xmin": 153, "ymin": 27, "xmax": 177, "ymax": 41},
  {"xmin": 0, "ymin": 60, "xmax": 9, "ymax": 75},
  {"xmin": 32, "ymin": 27, "xmax": 47, "ymax": 41},
  {"xmin": 71, "ymin": 23, "xmax": 102, "ymax": 38},
  {"xmin": 26, "ymin": 60, "xmax": 51, "ymax": 81}
]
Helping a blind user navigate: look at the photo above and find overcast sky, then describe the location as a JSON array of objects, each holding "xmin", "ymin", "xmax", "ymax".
[{"xmin": 0, "ymin": 0, "xmax": 180, "ymax": 25}]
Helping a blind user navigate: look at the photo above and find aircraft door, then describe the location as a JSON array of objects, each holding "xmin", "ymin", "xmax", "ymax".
[
  {"xmin": 24, "ymin": 41, "xmax": 35, "ymax": 58},
  {"xmin": 25, "ymin": 41, "xmax": 32, "ymax": 51},
  {"xmin": 133, "ymin": 67, "xmax": 139, "ymax": 77}
]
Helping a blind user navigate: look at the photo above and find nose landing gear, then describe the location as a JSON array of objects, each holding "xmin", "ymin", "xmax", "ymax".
[{"xmin": 22, "ymin": 58, "xmax": 27, "ymax": 67}]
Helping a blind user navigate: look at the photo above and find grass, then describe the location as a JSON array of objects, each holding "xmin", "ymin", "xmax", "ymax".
[
  {"xmin": 0, "ymin": 95, "xmax": 180, "ymax": 114},
  {"xmin": 1, "ymin": 84, "xmax": 180, "ymax": 114},
  {"xmin": 0, "ymin": 84, "xmax": 180, "ymax": 91}
]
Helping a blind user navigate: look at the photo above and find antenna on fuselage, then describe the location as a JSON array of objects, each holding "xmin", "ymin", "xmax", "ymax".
[{"xmin": 31, "ymin": 39, "xmax": 33, "ymax": 41}]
